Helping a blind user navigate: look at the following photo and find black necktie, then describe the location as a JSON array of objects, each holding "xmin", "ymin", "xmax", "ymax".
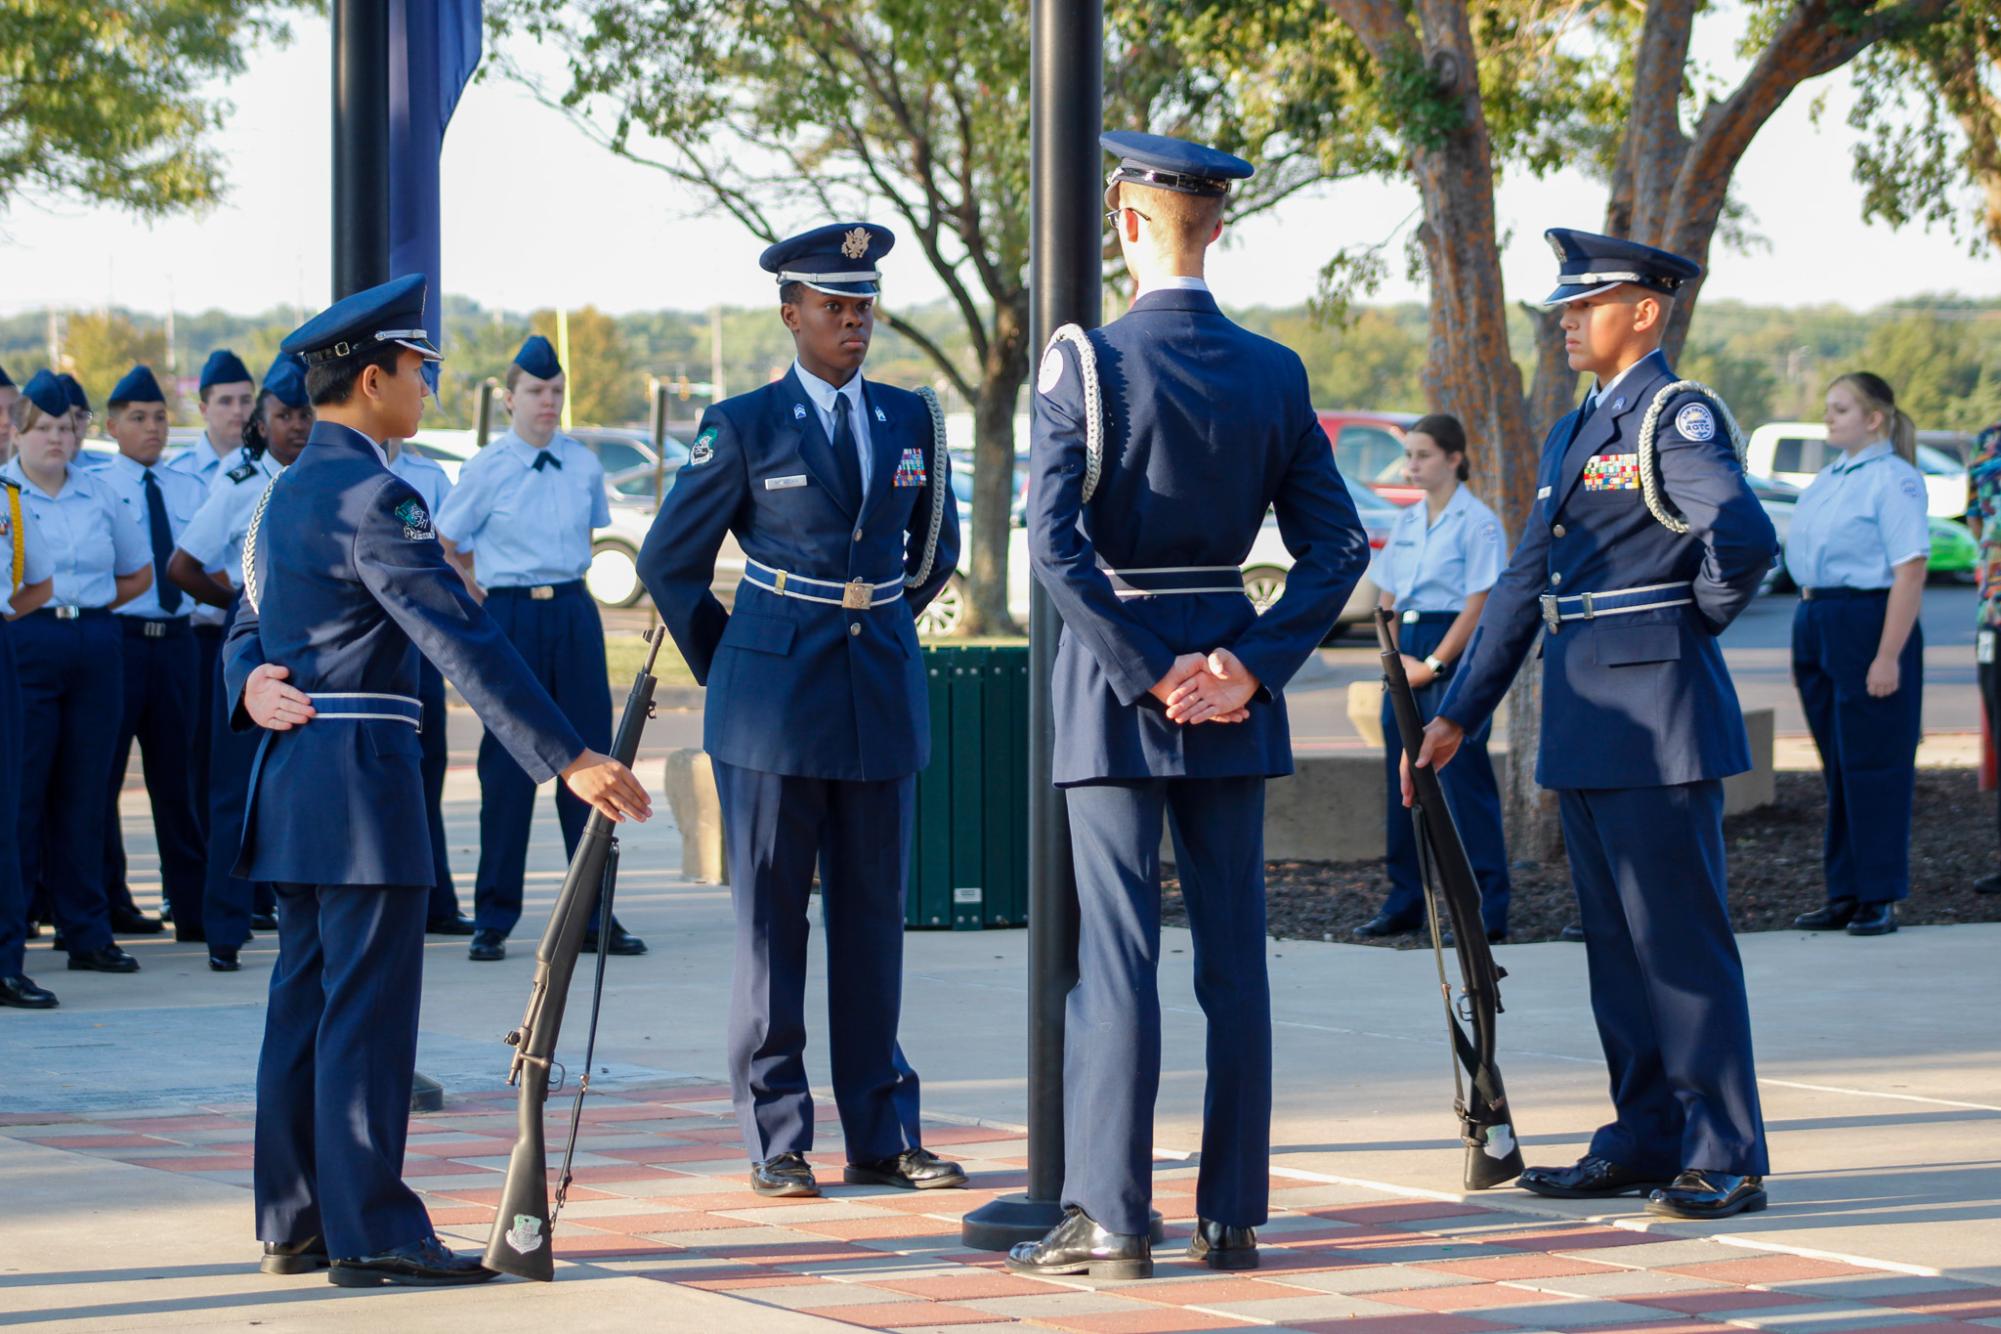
[
  {"xmin": 142, "ymin": 470, "xmax": 181, "ymax": 613},
  {"xmin": 830, "ymin": 394, "xmax": 862, "ymax": 504},
  {"xmin": 533, "ymin": 450, "xmax": 561, "ymax": 471}
]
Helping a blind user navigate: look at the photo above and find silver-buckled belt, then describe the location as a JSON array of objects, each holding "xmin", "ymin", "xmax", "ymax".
[
  {"xmin": 306, "ymin": 692, "xmax": 423, "ymax": 729},
  {"xmin": 1101, "ymin": 564, "xmax": 1247, "ymax": 599},
  {"xmin": 742, "ymin": 558, "xmax": 904, "ymax": 610},
  {"xmin": 488, "ymin": 580, "xmax": 584, "ymax": 602},
  {"xmin": 1538, "ymin": 581, "xmax": 1692, "ymax": 634}
]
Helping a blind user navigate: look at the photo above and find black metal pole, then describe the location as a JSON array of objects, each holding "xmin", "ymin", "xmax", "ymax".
[
  {"xmin": 961, "ymin": 0, "xmax": 1105, "ymax": 1252},
  {"xmin": 332, "ymin": 0, "xmax": 391, "ymax": 298}
]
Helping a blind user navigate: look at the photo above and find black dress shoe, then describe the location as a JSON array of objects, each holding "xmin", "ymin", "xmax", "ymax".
[
  {"xmin": 750, "ymin": 1151, "xmax": 820, "ymax": 1197},
  {"xmin": 844, "ymin": 1147, "xmax": 968, "ymax": 1190},
  {"xmin": 1352, "ymin": 911, "xmax": 1422, "ymax": 940},
  {"xmin": 109, "ymin": 909, "xmax": 164, "ymax": 935},
  {"xmin": 1559, "ymin": 921, "xmax": 1586, "ymax": 943},
  {"xmin": 1975, "ymin": 871, "xmax": 2001, "ymax": 895},
  {"xmin": 1847, "ymin": 902, "xmax": 1897, "ymax": 936},
  {"xmin": 1188, "ymin": 1217, "xmax": 1258, "ymax": 1270},
  {"xmin": 251, "ymin": 912, "xmax": 279, "ymax": 931},
  {"xmin": 261, "ymin": 1236, "xmax": 330, "ymax": 1275},
  {"xmin": 67, "ymin": 945, "xmax": 141, "ymax": 974},
  {"xmin": 209, "ymin": 948, "xmax": 242, "ymax": 973},
  {"xmin": 1005, "ymin": 1207, "xmax": 1152, "ymax": 1280},
  {"xmin": 0, "ymin": 975, "xmax": 58, "ymax": 1009},
  {"xmin": 581, "ymin": 923, "xmax": 647, "ymax": 955},
  {"xmin": 1794, "ymin": 897, "xmax": 1858, "ymax": 930},
  {"xmin": 1647, "ymin": 1170, "xmax": 1767, "ymax": 1219},
  {"xmin": 426, "ymin": 914, "xmax": 476, "ymax": 936},
  {"xmin": 1519, "ymin": 1155, "xmax": 1673, "ymax": 1199},
  {"xmin": 467, "ymin": 929, "xmax": 506, "ymax": 962},
  {"xmin": 328, "ymin": 1233, "xmax": 496, "ymax": 1287}
]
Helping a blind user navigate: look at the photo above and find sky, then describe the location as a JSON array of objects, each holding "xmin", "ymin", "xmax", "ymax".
[{"xmin": 0, "ymin": 10, "xmax": 1992, "ymax": 321}]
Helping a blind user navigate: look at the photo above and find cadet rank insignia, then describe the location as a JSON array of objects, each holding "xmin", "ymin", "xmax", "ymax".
[
  {"xmin": 393, "ymin": 497, "xmax": 434, "ymax": 540},
  {"xmin": 893, "ymin": 446, "xmax": 928, "ymax": 488},
  {"xmin": 690, "ymin": 428, "xmax": 718, "ymax": 466},
  {"xmin": 227, "ymin": 461, "xmax": 259, "ymax": 484},
  {"xmin": 1582, "ymin": 452, "xmax": 1641, "ymax": 492}
]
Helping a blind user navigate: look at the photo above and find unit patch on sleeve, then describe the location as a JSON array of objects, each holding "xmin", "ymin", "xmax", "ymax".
[
  {"xmin": 1582, "ymin": 452, "xmax": 1642, "ymax": 492},
  {"xmin": 1037, "ymin": 344, "xmax": 1066, "ymax": 395},
  {"xmin": 690, "ymin": 427, "xmax": 718, "ymax": 467},
  {"xmin": 393, "ymin": 497, "xmax": 434, "ymax": 540},
  {"xmin": 1674, "ymin": 401, "xmax": 1716, "ymax": 442}
]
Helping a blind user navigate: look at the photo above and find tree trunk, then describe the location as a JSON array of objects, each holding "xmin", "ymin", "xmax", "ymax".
[{"xmin": 961, "ymin": 297, "xmax": 1030, "ymax": 636}]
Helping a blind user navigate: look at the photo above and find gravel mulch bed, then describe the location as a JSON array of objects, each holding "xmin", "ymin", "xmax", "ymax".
[{"xmin": 1163, "ymin": 768, "xmax": 2001, "ymax": 946}]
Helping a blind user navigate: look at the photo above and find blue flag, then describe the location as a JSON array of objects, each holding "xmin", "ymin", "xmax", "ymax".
[{"xmin": 388, "ymin": 0, "xmax": 481, "ymax": 366}]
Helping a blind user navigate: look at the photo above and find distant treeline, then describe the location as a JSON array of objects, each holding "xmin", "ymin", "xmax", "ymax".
[{"xmin": 6, "ymin": 293, "xmax": 1996, "ymax": 437}]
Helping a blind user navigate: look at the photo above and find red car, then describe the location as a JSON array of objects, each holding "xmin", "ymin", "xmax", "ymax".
[{"xmin": 1318, "ymin": 409, "xmax": 1423, "ymax": 506}]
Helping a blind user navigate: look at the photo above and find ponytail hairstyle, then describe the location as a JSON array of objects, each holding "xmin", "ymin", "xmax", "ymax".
[
  {"xmin": 1833, "ymin": 371, "xmax": 1917, "ymax": 465},
  {"xmin": 1410, "ymin": 412, "xmax": 1470, "ymax": 482},
  {"xmin": 241, "ymin": 387, "xmax": 276, "ymax": 461}
]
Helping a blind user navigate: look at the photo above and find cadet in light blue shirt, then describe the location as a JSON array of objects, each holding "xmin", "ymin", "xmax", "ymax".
[
  {"xmin": 3, "ymin": 371, "xmax": 152, "ymax": 976},
  {"xmin": 1357, "ymin": 414, "xmax": 1512, "ymax": 943},
  {"xmin": 433, "ymin": 335, "xmax": 634, "ymax": 961},
  {"xmin": 1787, "ymin": 372, "xmax": 1930, "ymax": 937}
]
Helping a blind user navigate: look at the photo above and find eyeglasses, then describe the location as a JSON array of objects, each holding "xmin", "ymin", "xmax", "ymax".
[{"xmin": 1103, "ymin": 206, "xmax": 1153, "ymax": 229}]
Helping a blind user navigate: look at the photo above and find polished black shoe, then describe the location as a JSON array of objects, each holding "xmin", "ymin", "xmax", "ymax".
[
  {"xmin": 1188, "ymin": 1217, "xmax": 1258, "ymax": 1270},
  {"xmin": 1006, "ymin": 1207, "xmax": 1152, "ymax": 1280},
  {"xmin": 67, "ymin": 945, "xmax": 140, "ymax": 974},
  {"xmin": 209, "ymin": 948, "xmax": 242, "ymax": 973},
  {"xmin": 1519, "ymin": 1155, "xmax": 1672, "ymax": 1199},
  {"xmin": 750, "ymin": 1151, "xmax": 820, "ymax": 1197},
  {"xmin": 1559, "ymin": 921, "xmax": 1586, "ymax": 943},
  {"xmin": 261, "ymin": 1236, "xmax": 330, "ymax": 1275},
  {"xmin": 1647, "ymin": 1170, "xmax": 1767, "ymax": 1219},
  {"xmin": 1794, "ymin": 897, "xmax": 1858, "ymax": 930},
  {"xmin": 844, "ymin": 1147, "xmax": 968, "ymax": 1190},
  {"xmin": 251, "ymin": 912, "xmax": 280, "ymax": 931},
  {"xmin": 0, "ymin": 975, "xmax": 58, "ymax": 1009},
  {"xmin": 1975, "ymin": 871, "xmax": 2001, "ymax": 894},
  {"xmin": 467, "ymin": 929, "xmax": 506, "ymax": 962},
  {"xmin": 328, "ymin": 1234, "xmax": 496, "ymax": 1287},
  {"xmin": 580, "ymin": 923, "xmax": 647, "ymax": 956},
  {"xmin": 1352, "ymin": 911, "xmax": 1422, "ymax": 940},
  {"xmin": 426, "ymin": 914, "xmax": 476, "ymax": 936},
  {"xmin": 1846, "ymin": 902, "xmax": 1897, "ymax": 936},
  {"xmin": 109, "ymin": 908, "xmax": 164, "ymax": 936}
]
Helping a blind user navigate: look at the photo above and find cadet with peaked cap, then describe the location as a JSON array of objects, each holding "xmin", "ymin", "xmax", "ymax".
[
  {"xmin": 3, "ymin": 370, "xmax": 154, "ymax": 976},
  {"xmin": 1007, "ymin": 134, "xmax": 1368, "ymax": 1280},
  {"xmin": 97, "ymin": 366, "xmax": 211, "ymax": 940},
  {"xmin": 168, "ymin": 356, "xmax": 314, "ymax": 972},
  {"xmin": 639, "ymin": 221, "xmax": 969, "ymax": 1201},
  {"xmin": 1418, "ymin": 229, "xmax": 1777, "ymax": 1221},
  {"xmin": 0, "ymin": 420, "xmax": 56, "ymax": 1009},
  {"xmin": 225, "ymin": 274, "xmax": 650, "ymax": 1285},
  {"xmin": 434, "ymin": 333, "xmax": 641, "ymax": 962}
]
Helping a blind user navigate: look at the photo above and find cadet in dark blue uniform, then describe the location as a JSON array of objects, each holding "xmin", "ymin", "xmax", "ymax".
[
  {"xmin": 640, "ymin": 223, "xmax": 968, "ymax": 1200},
  {"xmin": 99, "ymin": 367, "xmax": 211, "ymax": 941},
  {"xmin": 1008, "ymin": 136, "xmax": 1368, "ymax": 1280},
  {"xmin": 435, "ymin": 336, "xmax": 639, "ymax": 961},
  {"xmin": 0, "ymin": 441, "xmax": 57, "ymax": 1008},
  {"xmin": 1420, "ymin": 231, "xmax": 1778, "ymax": 1220},
  {"xmin": 1357, "ymin": 414, "xmax": 1512, "ymax": 942},
  {"xmin": 226, "ymin": 276, "xmax": 650, "ymax": 1285},
  {"xmin": 1786, "ymin": 372, "xmax": 1929, "ymax": 938}
]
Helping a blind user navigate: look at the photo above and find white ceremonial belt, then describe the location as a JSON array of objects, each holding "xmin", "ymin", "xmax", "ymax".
[
  {"xmin": 1100, "ymin": 564, "xmax": 1247, "ymax": 599},
  {"xmin": 742, "ymin": 559, "xmax": 904, "ymax": 610},
  {"xmin": 1538, "ymin": 580, "xmax": 1692, "ymax": 634},
  {"xmin": 306, "ymin": 691, "xmax": 424, "ymax": 729}
]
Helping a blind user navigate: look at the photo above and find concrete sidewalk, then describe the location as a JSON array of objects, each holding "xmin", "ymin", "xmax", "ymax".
[{"xmin": 2, "ymin": 776, "xmax": 1996, "ymax": 1329}]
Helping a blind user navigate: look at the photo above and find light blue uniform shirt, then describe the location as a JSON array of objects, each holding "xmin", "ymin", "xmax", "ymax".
[
  {"xmin": 163, "ymin": 433, "xmax": 235, "ymax": 490},
  {"xmin": 433, "ymin": 430, "xmax": 609, "ymax": 587},
  {"xmin": 387, "ymin": 445, "xmax": 453, "ymax": 515},
  {"xmin": 179, "ymin": 454, "xmax": 282, "ymax": 590},
  {"xmin": 1784, "ymin": 441, "xmax": 1931, "ymax": 590},
  {"xmin": 100, "ymin": 453, "xmax": 207, "ymax": 619},
  {"xmin": 1, "ymin": 480, "xmax": 54, "ymax": 593},
  {"xmin": 0, "ymin": 458, "xmax": 150, "ymax": 608},
  {"xmin": 793, "ymin": 359, "xmax": 877, "ymax": 503},
  {"xmin": 1367, "ymin": 483, "xmax": 1507, "ymax": 612}
]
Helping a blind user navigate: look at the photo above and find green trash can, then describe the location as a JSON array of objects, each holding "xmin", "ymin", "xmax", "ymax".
[{"xmin": 905, "ymin": 645, "xmax": 1029, "ymax": 930}]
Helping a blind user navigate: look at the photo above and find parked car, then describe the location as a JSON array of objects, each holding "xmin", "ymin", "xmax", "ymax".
[
  {"xmin": 586, "ymin": 471, "xmax": 744, "ymax": 610},
  {"xmin": 1745, "ymin": 421, "xmax": 1968, "ymax": 521},
  {"xmin": 1319, "ymin": 410, "xmax": 1422, "ymax": 505}
]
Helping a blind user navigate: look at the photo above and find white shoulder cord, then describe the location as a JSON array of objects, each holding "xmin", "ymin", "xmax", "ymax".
[
  {"xmin": 1634, "ymin": 380, "xmax": 1747, "ymax": 534},
  {"xmin": 1049, "ymin": 324, "xmax": 1105, "ymax": 503},
  {"xmin": 906, "ymin": 386, "xmax": 951, "ymax": 588},
  {"xmin": 239, "ymin": 466, "xmax": 286, "ymax": 614}
]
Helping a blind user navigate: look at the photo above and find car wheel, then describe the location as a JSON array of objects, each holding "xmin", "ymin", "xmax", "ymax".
[
  {"xmin": 587, "ymin": 539, "xmax": 646, "ymax": 608},
  {"xmin": 1243, "ymin": 566, "xmax": 1287, "ymax": 614},
  {"xmin": 916, "ymin": 573, "xmax": 966, "ymax": 638}
]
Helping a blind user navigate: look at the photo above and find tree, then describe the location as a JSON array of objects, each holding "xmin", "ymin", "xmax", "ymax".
[
  {"xmin": 59, "ymin": 312, "xmax": 169, "ymax": 419},
  {"xmin": 530, "ymin": 306, "xmax": 646, "ymax": 427},
  {"xmin": 486, "ymin": 0, "xmax": 1357, "ymax": 633},
  {"xmin": 0, "ymin": 2, "xmax": 301, "ymax": 217}
]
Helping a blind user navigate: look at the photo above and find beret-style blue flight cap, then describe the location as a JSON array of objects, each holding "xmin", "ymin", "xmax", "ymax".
[
  {"xmin": 262, "ymin": 355, "xmax": 309, "ymax": 408},
  {"xmin": 280, "ymin": 273, "xmax": 443, "ymax": 366},
  {"xmin": 199, "ymin": 349, "xmax": 254, "ymax": 392},
  {"xmin": 58, "ymin": 373, "xmax": 90, "ymax": 412},
  {"xmin": 1101, "ymin": 131, "xmax": 1253, "ymax": 205},
  {"xmin": 1541, "ymin": 229, "xmax": 1702, "ymax": 307},
  {"xmin": 513, "ymin": 334, "xmax": 563, "ymax": 380},
  {"xmin": 759, "ymin": 222, "xmax": 896, "ymax": 298},
  {"xmin": 109, "ymin": 365, "xmax": 166, "ymax": 405},
  {"xmin": 20, "ymin": 370, "xmax": 70, "ymax": 418}
]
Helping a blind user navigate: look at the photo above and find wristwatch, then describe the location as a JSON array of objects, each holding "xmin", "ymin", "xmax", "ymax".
[{"xmin": 1423, "ymin": 654, "xmax": 1446, "ymax": 675}]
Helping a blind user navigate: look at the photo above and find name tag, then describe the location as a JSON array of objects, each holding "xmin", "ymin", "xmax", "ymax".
[
  {"xmin": 1536, "ymin": 485, "xmax": 1552, "ymax": 500},
  {"xmin": 764, "ymin": 475, "xmax": 808, "ymax": 491}
]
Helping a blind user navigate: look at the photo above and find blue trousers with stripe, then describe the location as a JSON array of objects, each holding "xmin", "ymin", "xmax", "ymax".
[{"xmin": 103, "ymin": 625, "xmax": 209, "ymax": 932}]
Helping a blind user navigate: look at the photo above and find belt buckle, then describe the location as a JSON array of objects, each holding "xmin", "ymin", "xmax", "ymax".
[
  {"xmin": 1538, "ymin": 594, "xmax": 1560, "ymax": 635},
  {"xmin": 1577, "ymin": 590, "xmax": 1596, "ymax": 621},
  {"xmin": 530, "ymin": 585, "xmax": 555, "ymax": 601},
  {"xmin": 1800, "ymin": 587, "xmax": 1814, "ymax": 601},
  {"xmin": 144, "ymin": 621, "xmax": 166, "ymax": 639},
  {"xmin": 54, "ymin": 605, "xmax": 79, "ymax": 622},
  {"xmin": 1400, "ymin": 608, "xmax": 1419, "ymax": 625},
  {"xmin": 842, "ymin": 580, "xmax": 872, "ymax": 611}
]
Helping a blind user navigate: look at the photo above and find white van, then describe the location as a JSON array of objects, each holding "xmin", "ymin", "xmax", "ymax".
[{"xmin": 1744, "ymin": 421, "xmax": 1967, "ymax": 521}]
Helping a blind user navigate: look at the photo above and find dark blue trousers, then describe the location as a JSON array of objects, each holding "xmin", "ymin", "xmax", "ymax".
[
  {"xmin": 191, "ymin": 623, "xmax": 221, "ymax": 837},
  {"xmin": 1378, "ymin": 616, "xmax": 1511, "ymax": 934},
  {"xmin": 1561, "ymin": 781, "xmax": 1768, "ymax": 1177},
  {"xmin": 0, "ymin": 621, "xmax": 26, "ymax": 979},
  {"xmin": 418, "ymin": 660, "xmax": 459, "ymax": 922},
  {"xmin": 255, "ymin": 882, "xmax": 432, "ymax": 1258},
  {"xmin": 1792, "ymin": 591, "xmax": 1923, "ymax": 904},
  {"xmin": 1063, "ymin": 777, "xmax": 1271, "ymax": 1235},
  {"xmin": 14, "ymin": 612, "xmax": 124, "ymax": 958},
  {"xmin": 103, "ymin": 623, "xmax": 209, "ymax": 933},
  {"xmin": 202, "ymin": 599, "xmax": 269, "ymax": 953},
  {"xmin": 713, "ymin": 759, "xmax": 924, "ymax": 1163},
  {"xmin": 472, "ymin": 586, "xmax": 610, "ymax": 935}
]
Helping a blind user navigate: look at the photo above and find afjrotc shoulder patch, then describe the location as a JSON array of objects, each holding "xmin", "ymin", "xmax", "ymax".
[{"xmin": 393, "ymin": 496, "xmax": 434, "ymax": 541}]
